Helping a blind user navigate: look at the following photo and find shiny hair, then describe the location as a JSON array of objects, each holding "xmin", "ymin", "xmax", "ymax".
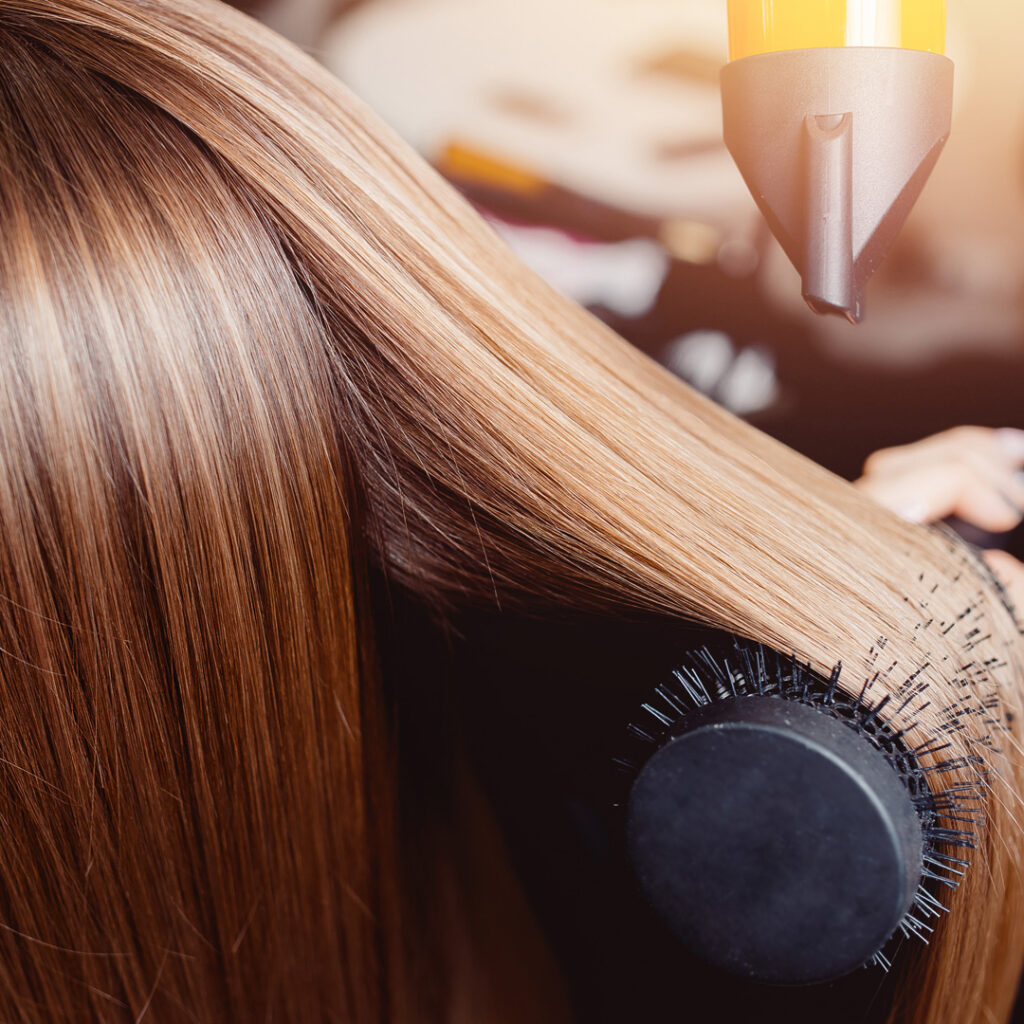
[{"xmin": 0, "ymin": 1, "xmax": 1021, "ymax": 1021}]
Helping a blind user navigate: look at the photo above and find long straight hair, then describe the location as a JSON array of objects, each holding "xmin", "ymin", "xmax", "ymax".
[{"xmin": 0, "ymin": 1, "xmax": 1022, "ymax": 1021}]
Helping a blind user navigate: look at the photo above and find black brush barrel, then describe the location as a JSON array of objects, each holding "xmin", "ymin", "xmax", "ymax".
[{"xmin": 626, "ymin": 695, "xmax": 924, "ymax": 985}]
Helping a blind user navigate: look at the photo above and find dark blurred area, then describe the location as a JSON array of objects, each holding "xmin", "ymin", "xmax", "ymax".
[{"xmin": 232, "ymin": 1, "xmax": 1024, "ymax": 1018}]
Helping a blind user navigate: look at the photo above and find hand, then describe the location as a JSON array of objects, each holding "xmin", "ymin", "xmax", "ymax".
[{"xmin": 855, "ymin": 426, "xmax": 1024, "ymax": 610}]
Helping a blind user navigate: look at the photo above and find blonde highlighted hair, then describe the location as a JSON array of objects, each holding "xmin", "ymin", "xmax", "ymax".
[{"xmin": 0, "ymin": 1, "xmax": 1021, "ymax": 1020}]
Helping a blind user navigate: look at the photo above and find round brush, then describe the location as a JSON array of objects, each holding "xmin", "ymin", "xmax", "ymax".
[{"xmin": 617, "ymin": 637, "xmax": 981, "ymax": 984}]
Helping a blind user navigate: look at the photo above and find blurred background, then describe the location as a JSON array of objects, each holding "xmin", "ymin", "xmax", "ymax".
[{"xmin": 231, "ymin": 0, "xmax": 1024, "ymax": 482}]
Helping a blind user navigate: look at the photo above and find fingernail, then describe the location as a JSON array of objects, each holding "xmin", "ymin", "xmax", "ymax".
[
  {"xmin": 894, "ymin": 500, "xmax": 929, "ymax": 523},
  {"xmin": 1002, "ymin": 472, "xmax": 1024, "ymax": 515},
  {"xmin": 998, "ymin": 490, "xmax": 1024, "ymax": 520},
  {"xmin": 996, "ymin": 428, "xmax": 1024, "ymax": 461}
]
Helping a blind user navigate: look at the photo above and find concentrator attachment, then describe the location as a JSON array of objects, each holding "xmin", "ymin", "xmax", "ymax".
[
  {"xmin": 721, "ymin": 47, "xmax": 953, "ymax": 323},
  {"xmin": 619, "ymin": 640, "xmax": 973, "ymax": 985}
]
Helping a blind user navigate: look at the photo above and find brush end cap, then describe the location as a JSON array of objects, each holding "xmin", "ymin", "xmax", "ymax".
[{"xmin": 626, "ymin": 695, "xmax": 923, "ymax": 985}]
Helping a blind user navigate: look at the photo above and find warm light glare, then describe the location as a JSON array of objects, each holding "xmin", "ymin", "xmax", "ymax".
[{"xmin": 727, "ymin": 0, "xmax": 946, "ymax": 61}]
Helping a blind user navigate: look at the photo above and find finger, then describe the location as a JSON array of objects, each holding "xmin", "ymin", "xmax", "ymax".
[
  {"xmin": 982, "ymin": 549, "xmax": 1024, "ymax": 613},
  {"xmin": 856, "ymin": 460, "xmax": 1024, "ymax": 532},
  {"xmin": 863, "ymin": 427, "xmax": 1024, "ymax": 480}
]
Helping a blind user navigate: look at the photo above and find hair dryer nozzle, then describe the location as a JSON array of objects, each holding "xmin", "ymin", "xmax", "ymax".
[{"xmin": 721, "ymin": 48, "xmax": 953, "ymax": 323}]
